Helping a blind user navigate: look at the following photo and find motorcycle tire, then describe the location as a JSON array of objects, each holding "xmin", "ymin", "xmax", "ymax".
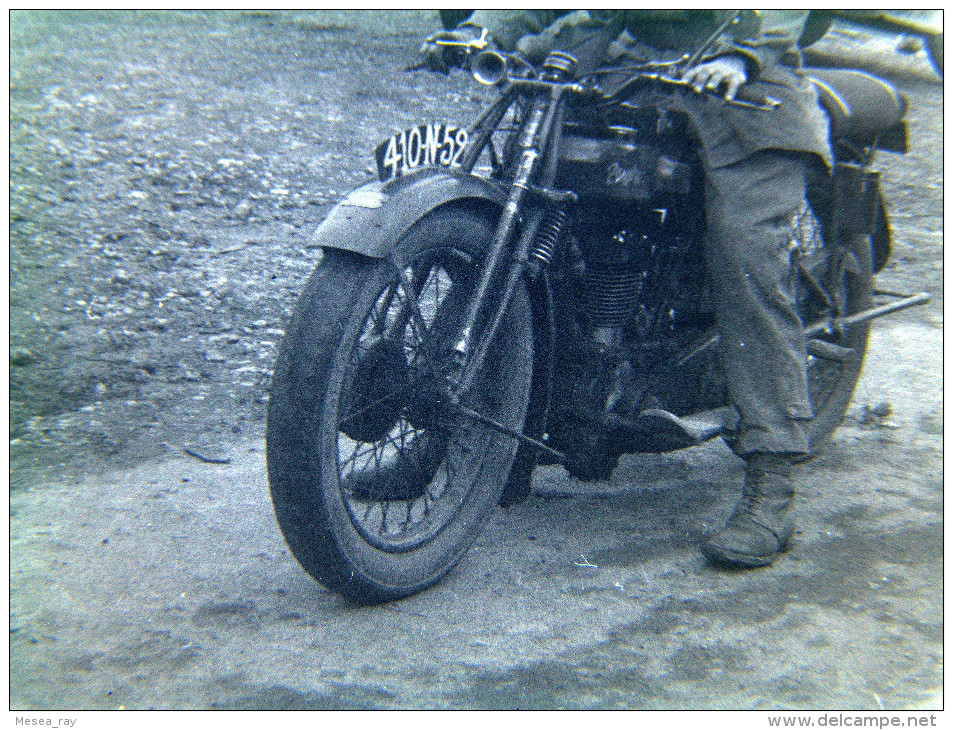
[
  {"xmin": 266, "ymin": 207, "xmax": 533, "ymax": 604},
  {"xmin": 793, "ymin": 201, "xmax": 874, "ymax": 454}
]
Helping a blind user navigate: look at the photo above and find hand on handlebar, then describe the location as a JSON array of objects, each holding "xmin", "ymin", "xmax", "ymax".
[
  {"xmin": 683, "ymin": 55, "xmax": 748, "ymax": 101},
  {"xmin": 417, "ymin": 26, "xmax": 490, "ymax": 74}
]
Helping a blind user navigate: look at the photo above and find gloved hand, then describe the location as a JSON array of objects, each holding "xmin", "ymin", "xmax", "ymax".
[
  {"xmin": 417, "ymin": 26, "xmax": 490, "ymax": 74},
  {"xmin": 683, "ymin": 55, "xmax": 748, "ymax": 101}
]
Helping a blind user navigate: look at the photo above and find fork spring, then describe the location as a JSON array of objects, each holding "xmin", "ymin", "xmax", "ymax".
[{"xmin": 530, "ymin": 207, "xmax": 568, "ymax": 267}]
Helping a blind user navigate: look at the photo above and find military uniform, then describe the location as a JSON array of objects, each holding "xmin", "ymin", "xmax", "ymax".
[
  {"xmin": 466, "ymin": 11, "xmax": 831, "ymax": 165},
  {"xmin": 463, "ymin": 10, "xmax": 833, "ymax": 459}
]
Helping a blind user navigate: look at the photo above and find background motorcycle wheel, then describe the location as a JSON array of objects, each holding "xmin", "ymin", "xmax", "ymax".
[
  {"xmin": 793, "ymin": 201, "xmax": 874, "ymax": 454},
  {"xmin": 266, "ymin": 207, "xmax": 533, "ymax": 604}
]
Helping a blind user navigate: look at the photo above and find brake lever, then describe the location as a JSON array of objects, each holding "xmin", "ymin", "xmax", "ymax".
[
  {"xmin": 729, "ymin": 85, "xmax": 781, "ymax": 110},
  {"xmin": 648, "ymin": 73, "xmax": 780, "ymax": 110},
  {"xmin": 433, "ymin": 27, "xmax": 491, "ymax": 52},
  {"xmin": 406, "ymin": 28, "xmax": 492, "ymax": 73}
]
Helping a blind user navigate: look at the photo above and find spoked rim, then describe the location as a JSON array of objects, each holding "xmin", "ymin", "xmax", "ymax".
[
  {"xmin": 793, "ymin": 203, "xmax": 868, "ymax": 419},
  {"xmin": 332, "ymin": 247, "xmax": 493, "ymax": 553}
]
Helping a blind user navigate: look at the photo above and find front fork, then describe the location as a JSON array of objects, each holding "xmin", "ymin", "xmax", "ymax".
[{"xmin": 451, "ymin": 85, "xmax": 568, "ymax": 397}]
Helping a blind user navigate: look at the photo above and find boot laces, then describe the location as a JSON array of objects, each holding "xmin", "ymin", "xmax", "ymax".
[
  {"xmin": 738, "ymin": 488, "xmax": 763, "ymax": 515},
  {"xmin": 732, "ymin": 465, "xmax": 793, "ymax": 537}
]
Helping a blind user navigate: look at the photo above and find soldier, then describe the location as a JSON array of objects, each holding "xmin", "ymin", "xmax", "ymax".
[{"xmin": 420, "ymin": 10, "xmax": 834, "ymax": 569}]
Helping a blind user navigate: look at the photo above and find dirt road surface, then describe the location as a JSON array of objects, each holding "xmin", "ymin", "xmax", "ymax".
[{"xmin": 9, "ymin": 11, "xmax": 943, "ymax": 710}]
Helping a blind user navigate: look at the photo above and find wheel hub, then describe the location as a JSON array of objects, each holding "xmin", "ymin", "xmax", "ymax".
[
  {"xmin": 404, "ymin": 364, "xmax": 458, "ymax": 432},
  {"xmin": 339, "ymin": 339, "xmax": 408, "ymax": 443}
]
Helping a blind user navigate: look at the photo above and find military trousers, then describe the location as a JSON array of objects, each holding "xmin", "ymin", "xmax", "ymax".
[{"xmin": 704, "ymin": 150, "xmax": 813, "ymax": 458}]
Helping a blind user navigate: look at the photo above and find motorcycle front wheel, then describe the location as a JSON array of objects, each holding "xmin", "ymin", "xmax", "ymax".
[{"xmin": 267, "ymin": 207, "xmax": 533, "ymax": 604}]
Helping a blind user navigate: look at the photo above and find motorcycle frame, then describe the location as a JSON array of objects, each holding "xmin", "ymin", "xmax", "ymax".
[{"xmin": 307, "ymin": 59, "xmax": 929, "ymax": 478}]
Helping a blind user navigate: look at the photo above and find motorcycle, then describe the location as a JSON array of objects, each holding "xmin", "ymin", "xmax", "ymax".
[{"xmin": 265, "ymin": 39, "xmax": 929, "ymax": 604}]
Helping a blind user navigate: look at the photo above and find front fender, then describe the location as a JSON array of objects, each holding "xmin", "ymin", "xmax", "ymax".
[{"xmin": 310, "ymin": 169, "xmax": 507, "ymax": 259}]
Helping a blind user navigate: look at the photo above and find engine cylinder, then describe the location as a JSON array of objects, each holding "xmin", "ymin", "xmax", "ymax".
[{"xmin": 582, "ymin": 261, "xmax": 643, "ymax": 327}]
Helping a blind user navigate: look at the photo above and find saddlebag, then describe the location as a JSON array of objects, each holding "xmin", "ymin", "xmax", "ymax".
[{"xmin": 834, "ymin": 161, "xmax": 881, "ymax": 236}]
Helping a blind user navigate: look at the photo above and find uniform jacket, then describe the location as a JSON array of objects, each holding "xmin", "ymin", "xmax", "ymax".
[{"xmin": 463, "ymin": 10, "xmax": 832, "ymax": 169}]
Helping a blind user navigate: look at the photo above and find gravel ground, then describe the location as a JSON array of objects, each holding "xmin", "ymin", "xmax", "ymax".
[{"xmin": 10, "ymin": 10, "xmax": 484, "ymax": 487}]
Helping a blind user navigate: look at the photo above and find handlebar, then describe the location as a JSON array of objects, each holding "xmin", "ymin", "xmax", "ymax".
[
  {"xmin": 624, "ymin": 71, "xmax": 781, "ymax": 110},
  {"xmin": 468, "ymin": 50, "xmax": 781, "ymax": 111},
  {"xmin": 407, "ymin": 40, "xmax": 781, "ymax": 112}
]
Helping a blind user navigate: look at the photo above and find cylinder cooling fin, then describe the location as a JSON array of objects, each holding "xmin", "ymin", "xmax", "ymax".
[
  {"xmin": 575, "ymin": 221, "xmax": 654, "ymax": 328},
  {"xmin": 582, "ymin": 261, "xmax": 644, "ymax": 327}
]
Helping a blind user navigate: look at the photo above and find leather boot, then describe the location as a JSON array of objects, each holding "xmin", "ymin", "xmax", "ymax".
[{"xmin": 701, "ymin": 453, "xmax": 796, "ymax": 568}]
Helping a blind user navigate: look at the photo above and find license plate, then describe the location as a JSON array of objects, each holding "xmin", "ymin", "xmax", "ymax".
[{"xmin": 374, "ymin": 123, "xmax": 470, "ymax": 182}]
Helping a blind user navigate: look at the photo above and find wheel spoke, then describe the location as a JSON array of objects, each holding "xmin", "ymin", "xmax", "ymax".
[
  {"xmin": 361, "ymin": 500, "xmax": 375, "ymax": 522},
  {"xmin": 791, "ymin": 193, "xmax": 872, "ymax": 453},
  {"xmin": 336, "ymin": 257, "xmax": 462, "ymax": 536},
  {"xmin": 378, "ymin": 499, "xmax": 390, "ymax": 535},
  {"xmin": 369, "ymin": 286, "xmax": 397, "ymax": 338},
  {"xmin": 325, "ymin": 231, "xmax": 530, "ymax": 555},
  {"xmin": 796, "ymin": 259, "xmax": 834, "ymax": 311},
  {"xmin": 339, "ymin": 440, "xmax": 376, "ymax": 474},
  {"xmin": 376, "ymin": 263, "xmax": 458, "ymax": 368},
  {"xmin": 398, "ymin": 268, "xmax": 434, "ymax": 350},
  {"xmin": 268, "ymin": 211, "xmax": 534, "ymax": 600},
  {"xmin": 338, "ymin": 385, "xmax": 407, "ymax": 431}
]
